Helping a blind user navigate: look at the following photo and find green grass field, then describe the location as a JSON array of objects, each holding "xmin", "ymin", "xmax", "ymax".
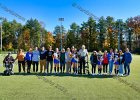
[{"xmin": 0, "ymin": 54, "xmax": 140, "ymax": 100}]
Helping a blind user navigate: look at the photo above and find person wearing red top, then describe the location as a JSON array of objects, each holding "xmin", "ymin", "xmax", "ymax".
[{"xmin": 102, "ymin": 50, "xmax": 109, "ymax": 74}]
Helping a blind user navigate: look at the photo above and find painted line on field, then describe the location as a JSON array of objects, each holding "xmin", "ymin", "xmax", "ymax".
[
  {"xmin": 113, "ymin": 77, "xmax": 140, "ymax": 94},
  {"xmin": 36, "ymin": 75, "xmax": 76, "ymax": 100}
]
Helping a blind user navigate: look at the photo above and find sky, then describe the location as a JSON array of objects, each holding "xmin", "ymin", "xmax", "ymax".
[{"xmin": 0, "ymin": 0, "xmax": 140, "ymax": 32}]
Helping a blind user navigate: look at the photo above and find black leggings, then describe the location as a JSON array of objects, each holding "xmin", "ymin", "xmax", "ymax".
[
  {"xmin": 27, "ymin": 60, "xmax": 32, "ymax": 73},
  {"xmin": 103, "ymin": 64, "xmax": 108, "ymax": 73},
  {"xmin": 92, "ymin": 63, "xmax": 96, "ymax": 74},
  {"xmin": 79, "ymin": 58, "xmax": 85, "ymax": 74},
  {"xmin": 18, "ymin": 61, "xmax": 25, "ymax": 73}
]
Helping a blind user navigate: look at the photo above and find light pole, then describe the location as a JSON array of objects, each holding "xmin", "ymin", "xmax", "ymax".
[
  {"xmin": 117, "ymin": 19, "xmax": 122, "ymax": 50},
  {"xmin": 40, "ymin": 21, "xmax": 46, "ymax": 47},
  {"xmin": 58, "ymin": 18, "xmax": 64, "ymax": 51},
  {"xmin": 0, "ymin": 17, "xmax": 4, "ymax": 51},
  {"xmin": 0, "ymin": 23, "xmax": 2, "ymax": 51}
]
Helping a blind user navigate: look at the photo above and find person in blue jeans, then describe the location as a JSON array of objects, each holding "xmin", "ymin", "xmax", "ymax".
[
  {"xmin": 32, "ymin": 47, "xmax": 40, "ymax": 72},
  {"xmin": 108, "ymin": 49, "xmax": 114, "ymax": 75},
  {"xmin": 124, "ymin": 48, "xmax": 132, "ymax": 76},
  {"xmin": 25, "ymin": 48, "xmax": 33, "ymax": 73},
  {"xmin": 118, "ymin": 50, "xmax": 125, "ymax": 76}
]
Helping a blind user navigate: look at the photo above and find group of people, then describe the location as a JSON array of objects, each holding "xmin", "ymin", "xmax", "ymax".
[
  {"xmin": 2, "ymin": 45, "xmax": 132, "ymax": 76},
  {"xmin": 2, "ymin": 45, "xmax": 88, "ymax": 75},
  {"xmin": 90, "ymin": 48, "xmax": 132, "ymax": 76}
]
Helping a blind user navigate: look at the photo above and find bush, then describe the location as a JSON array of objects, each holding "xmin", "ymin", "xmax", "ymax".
[{"xmin": 133, "ymin": 48, "xmax": 140, "ymax": 54}]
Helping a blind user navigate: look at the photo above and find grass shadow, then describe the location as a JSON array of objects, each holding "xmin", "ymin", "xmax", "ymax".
[
  {"xmin": 36, "ymin": 73, "xmax": 116, "ymax": 79},
  {"xmin": 0, "ymin": 72, "xmax": 118, "ymax": 79}
]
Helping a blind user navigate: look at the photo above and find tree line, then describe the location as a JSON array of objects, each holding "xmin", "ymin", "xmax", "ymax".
[{"xmin": 0, "ymin": 16, "xmax": 140, "ymax": 52}]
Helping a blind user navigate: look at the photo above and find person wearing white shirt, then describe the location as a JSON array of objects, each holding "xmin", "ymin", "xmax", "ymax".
[
  {"xmin": 54, "ymin": 48, "xmax": 60, "ymax": 74},
  {"xmin": 65, "ymin": 48, "xmax": 72, "ymax": 74},
  {"xmin": 78, "ymin": 45, "xmax": 88, "ymax": 74}
]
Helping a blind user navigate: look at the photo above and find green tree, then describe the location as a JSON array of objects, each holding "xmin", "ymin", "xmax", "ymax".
[
  {"xmin": 25, "ymin": 18, "xmax": 42, "ymax": 47},
  {"xmin": 97, "ymin": 16, "xmax": 106, "ymax": 50},
  {"xmin": 106, "ymin": 16, "xmax": 117, "ymax": 49}
]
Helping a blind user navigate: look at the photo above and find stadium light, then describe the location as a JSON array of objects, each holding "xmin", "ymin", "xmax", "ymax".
[
  {"xmin": 117, "ymin": 19, "xmax": 122, "ymax": 50},
  {"xmin": 58, "ymin": 18, "xmax": 64, "ymax": 51}
]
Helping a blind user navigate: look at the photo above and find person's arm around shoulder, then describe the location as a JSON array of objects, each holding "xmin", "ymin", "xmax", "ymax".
[{"xmin": 15, "ymin": 53, "xmax": 18, "ymax": 61}]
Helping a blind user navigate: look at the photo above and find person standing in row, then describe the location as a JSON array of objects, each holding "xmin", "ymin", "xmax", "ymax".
[
  {"xmin": 65, "ymin": 48, "xmax": 72, "ymax": 74},
  {"xmin": 15, "ymin": 49, "xmax": 25, "ymax": 73},
  {"xmin": 108, "ymin": 49, "xmax": 114, "ymax": 75},
  {"xmin": 124, "ymin": 48, "xmax": 132, "ymax": 76},
  {"xmin": 60, "ymin": 48, "xmax": 66, "ymax": 73},
  {"xmin": 118, "ymin": 50, "xmax": 124, "ymax": 76},
  {"xmin": 54, "ymin": 48, "xmax": 60, "ymax": 74},
  {"xmin": 25, "ymin": 48, "xmax": 33, "ymax": 73},
  {"xmin": 78, "ymin": 45, "xmax": 88, "ymax": 74},
  {"xmin": 90, "ymin": 51, "xmax": 98, "ymax": 75},
  {"xmin": 40, "ymin": 47, "xmax": 47, "ymax": 73},
  {"xmin": 46, "ymin": 46, "xmax": 54, "ymax": 74},
  {"xmin": 71, "ymin": 48, "xmax": 78, "ymax": 75},
  {"xmin": 114, "ymin": 49, "xmax": 119, "ymax": 75},
  {"xmin": 97, "ymin": 51, "xmax": 103, "ymax": 75},
  {"xmin": 102, "ymin": 50, "xmax": 108, "ymax": 74},
  {"xmin": 32, "ymin": 47, "xmax": 40, "ymax": 73}
]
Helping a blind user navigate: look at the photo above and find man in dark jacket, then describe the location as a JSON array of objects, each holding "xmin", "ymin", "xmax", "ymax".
[{"xmin": 124, "ymin": 48, "xmax": 132, "ymax": 76}]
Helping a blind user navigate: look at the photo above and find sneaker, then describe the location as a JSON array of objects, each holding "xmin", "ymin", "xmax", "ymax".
[
  {"xmin": 92, "ymin": 73, "xmax": 95, "ymax": 76},
  {"xmin": 117, "ymin": 74, "xmax": 119, "ymax": 76},
  {"xmin": 44, "ymin": 72, "xmax": 47, "ymax": 75},
  {"xmin": 120, "ymin": 74, "xmax": 123, "ymax": 76},
  {"xmin": 109, "ymin": 73, "xmax": 112, "ymax": 75}
]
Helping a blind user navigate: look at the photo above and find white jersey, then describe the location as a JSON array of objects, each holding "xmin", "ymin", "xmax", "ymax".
[
  {"xmin": 54, "ymin": 52, "xmax": 59, "ymax": 60},
  {"xmin": 78, "ymin": 49, "xmax": 88, "ymax": 57}
]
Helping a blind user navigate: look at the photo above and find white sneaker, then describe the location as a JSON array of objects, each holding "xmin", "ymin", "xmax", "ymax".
[{"xmin": 120, "ymin": 74, "xmax": 123, "ymax": 76}]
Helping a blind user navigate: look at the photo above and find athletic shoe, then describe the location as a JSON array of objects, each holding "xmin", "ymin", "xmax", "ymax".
[{"xmin": 120, "ymin": 74, "xmax": 123, "ymax": 76}]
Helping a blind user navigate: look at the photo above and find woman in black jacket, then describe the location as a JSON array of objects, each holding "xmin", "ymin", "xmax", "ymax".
[{"xmin": 90, "ymin": 51, "xmax": 98, "ymax": 75}]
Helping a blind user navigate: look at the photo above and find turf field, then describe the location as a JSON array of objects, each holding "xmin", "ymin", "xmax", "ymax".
[{"xmin": 0, "ymin": 54, "xmax": 140, "ymax": 100}]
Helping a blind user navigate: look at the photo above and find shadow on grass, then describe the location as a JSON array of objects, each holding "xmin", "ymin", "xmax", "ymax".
[{"xmin": 0, "ymin": 72, "xmax": 116, "ymax": 79}]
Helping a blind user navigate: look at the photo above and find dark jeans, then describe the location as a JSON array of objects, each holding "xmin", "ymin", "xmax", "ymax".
[
  {"xmin": 27, "ymin": 60, "xmax": 32, "ymax": 73},
  {"xmin": 124, "ymin": 63, "xmax": 130, "ymax": 75},
  {"xmin": 60, "ymin": 61, "xmax": 65, "ymax": 73},
  {"xmin": 103, "ymin": 64, "xmax": 108, "ymax": 73},
  {"xmin": 18, "ymin": 61, "xmax": 25, "ymax": 73},
  {"xmin": 33, "ymin": 61, "xmax": 39, "ymax": 72},
  {"xmin": 92, "ymin": 63, "xmax": 96, "ymax": 74},
  {"xmin": 46, "ymin": 61, "xmax": 53, "ymax": 73},
  {"xmin": 79, "ymin": 58, "xmax": 85, "ymax": 74}
]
